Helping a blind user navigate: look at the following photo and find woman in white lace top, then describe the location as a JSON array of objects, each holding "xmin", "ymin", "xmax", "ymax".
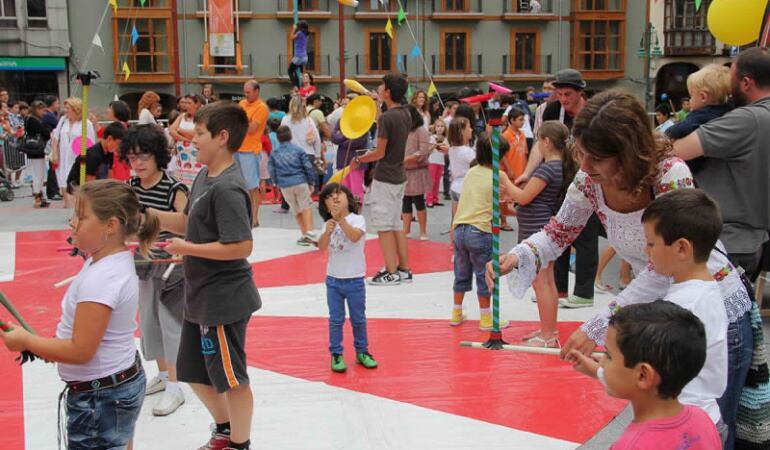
[{"xmin": 489, "ymin": 90, "xmax": 753, "ymax": 439}]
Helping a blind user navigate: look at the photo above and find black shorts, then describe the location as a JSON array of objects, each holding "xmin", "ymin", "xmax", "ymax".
[
  {"xmin": 402, "ymin": 194, "xmax": 426, "ymax": 214},
  {"xmin": 177, "ymin": 317, "xmax": 250, "ymax": 393}
]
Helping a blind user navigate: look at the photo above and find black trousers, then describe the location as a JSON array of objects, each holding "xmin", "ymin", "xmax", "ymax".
[
  {"xmin": 442, "ymin": 154, "xmax": 451, "ymax": 198},
  {"xmin": 46, "ymin": 161, "xmax": 59, "ymax": 198},
  {"xmin": 728, "ymin": 246, "xmax": 764, "ymax": 282},
  {"xmin": 288, "ymin": 62, "xmax": 304, "ymax": 89},
  {"xmin": 554, "ymin": 214, "xmax": 600, "ymax": 299}
]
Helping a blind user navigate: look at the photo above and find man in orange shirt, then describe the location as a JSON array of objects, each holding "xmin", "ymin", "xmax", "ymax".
[{"xmin": 237, "ymin": 80, "xmax": 269, "ymax": 227}]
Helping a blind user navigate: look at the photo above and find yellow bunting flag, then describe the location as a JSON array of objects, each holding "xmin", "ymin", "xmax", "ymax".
[
  {"xmin": 108, "ymin": 0, "xmax": 118, "ymax": 12},
  {"xmin": 385, "ymin": 19, "xmax": 393, "ymax": 39},
  {"xmin": 122, "ymin": 62, "xmax": 131, "ymax": 81},
  {"xmin": 427, "ymin": 81, "xmax": 437, "ymax": 98}
]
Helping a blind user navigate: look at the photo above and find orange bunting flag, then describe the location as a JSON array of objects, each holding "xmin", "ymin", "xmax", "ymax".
[
  {"xmin": 122, "ymin": 62, "xmax": 131, "ymax": 81},
  {"xmin": 427, "ymin": 81, "xmax": 437, "ymax": 98},
  {"xmin": 385, "ymin": 19, "xmax": 393, "ymax": 39}
]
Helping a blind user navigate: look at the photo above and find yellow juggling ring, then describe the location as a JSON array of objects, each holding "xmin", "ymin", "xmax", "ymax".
[
  {"xmin": 340, "ymin": 95, "xmax": 377, "ymax": 140},
  {"xmin": 344, "ymin": 78, "xmax": 370, "ymax": 95}
]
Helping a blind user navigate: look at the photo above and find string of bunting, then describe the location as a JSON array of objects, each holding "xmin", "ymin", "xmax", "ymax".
[{"xmin": 379, "ymin": 0, "xmax": 441, "ymax": 106}]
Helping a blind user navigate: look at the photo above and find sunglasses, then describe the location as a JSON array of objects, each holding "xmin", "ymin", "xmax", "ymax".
[{"xmin": 126, "ymin": 153, "xmax": 153, "ymax": 162}]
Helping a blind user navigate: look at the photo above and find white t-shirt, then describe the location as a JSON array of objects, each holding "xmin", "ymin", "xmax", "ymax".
[
  {"xmin": 138, "ymin": 108, "xmax": 157, "ymax": 125},
  {"xmin": 449, "ymin": 145, "xmax": 476, "ymax": 194},
  {"xmin": 665, "ymin": 279, "xmax": 728, "ymax": 424},
  {"xmin": 55, "ymin": 251, "xmax": 139, "ymax": 382},
  {"xmin": 327, "ymin": 213, "xmax": 367, "ymax": 279},
  {"xmin": 428, "ymin": 135, "xmax": 447, "ymax": 165},
  {"xmin": 504, "ymin": 105, "xmax": 534, "ymax": 139}
]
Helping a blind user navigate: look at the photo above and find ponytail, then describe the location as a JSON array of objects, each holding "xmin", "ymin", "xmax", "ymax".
[{"xmin": 135, "ymin": 208, "xmax": 160, "ymax": 259}]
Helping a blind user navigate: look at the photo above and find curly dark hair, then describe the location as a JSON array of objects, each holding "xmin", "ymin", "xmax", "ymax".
[
  {"xmin": 318, "ymin": 183, "xmax": 359, "ymax": 222},
  {"xmin": 119, "ymin": 124, "xmax": 172, "ymax": 169}
]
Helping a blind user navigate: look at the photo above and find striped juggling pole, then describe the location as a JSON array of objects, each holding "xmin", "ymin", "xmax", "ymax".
[{"xmin": 483, "ymin": 126, "xmax": 508, "ymax": 349}]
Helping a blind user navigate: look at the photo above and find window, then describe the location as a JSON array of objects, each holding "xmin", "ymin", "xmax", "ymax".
[
  {"xmin": 367, "ymin": 31, "xmax": 393, "ymax": 72},
  {"xmin": 443, "ymin": 0, "xmax": 468, "ymax": 12},
  {"xmin": 118, "ymin": 18, "xmax": 170, "ymax": 73},
  {"xmin": 512, "ymin": 31, "xmax": 539, "ymax": 73},
  {"xmin": 288, "ymin": 26, "xmax": 320, "ymax": 73},
  {"xmin": 575, "ymin": 19, "xmax": 623, "ymax": 71},
  {"xmin": 293, "ymin": 0, "xmax": 319, "ymax": 10},
  {"xmin": 578, "ymin": 0, "xmax": 623, "ymax": 11},
  {"xmin": 0, "ymin": 0, "xmax": 16, "ymax": 28},
  {"xmin": 26, "ymin": 0, "xmax": 47, "ymax": 28},
  {"xmin": 442, "ymin": 30, "xmax": 469, "ymax": 72},
  {"xmin": 118, "ymin": 0, "xmax": 167, "ymax": 5},
  {"xmin": 664, "ymin": 0, "xmax": 715, "ymax": 55},
  {"xmin": 359, "ymin": 0, "xmax": 399, "ymax": 11}
]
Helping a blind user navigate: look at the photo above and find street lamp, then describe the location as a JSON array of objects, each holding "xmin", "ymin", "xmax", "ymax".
[{"xmin": 638, "ymin": 22, "xmax": 663, "ymax": 112}]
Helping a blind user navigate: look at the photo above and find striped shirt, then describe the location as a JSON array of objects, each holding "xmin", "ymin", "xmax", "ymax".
[
  {"xmin": 517, "ymin": 160, "xmax": 563, "ymax": 242},
  {"xmin": 130, "ymin": 172, "xmax": 188, "ymax": 254}
]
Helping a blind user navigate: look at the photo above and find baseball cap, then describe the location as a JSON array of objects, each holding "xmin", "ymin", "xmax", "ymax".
[{"xmin": 552, "ymin": 68, "xmax": 586, "ymax": 90}]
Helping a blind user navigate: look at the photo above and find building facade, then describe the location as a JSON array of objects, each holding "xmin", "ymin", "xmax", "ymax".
[
  {"xmin": 24, "ymin": 0, "xmax": 648, "ymax": 114},
  {"xmin": 0, "ymin": 0, "xmax": 70, "ymax": 103},
  {"xmin": 649, "ymin": 0, "xmax": 731, "ymax": 109}
]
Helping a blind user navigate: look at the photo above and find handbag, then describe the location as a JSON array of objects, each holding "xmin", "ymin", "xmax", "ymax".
[{"xmin": 20, "ymin": 134, "xmax": 45, "ymax": 158}]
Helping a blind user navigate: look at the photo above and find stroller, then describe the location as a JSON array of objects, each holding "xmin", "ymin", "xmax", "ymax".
[{"xmin": 1, "ymin": 127, "xmax": 26, "ymax": 201}]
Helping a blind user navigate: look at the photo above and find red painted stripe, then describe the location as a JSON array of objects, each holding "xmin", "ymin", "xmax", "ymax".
[{"xmin": 244, "ymin": 317, "xmax": 625, "ymax": 444}]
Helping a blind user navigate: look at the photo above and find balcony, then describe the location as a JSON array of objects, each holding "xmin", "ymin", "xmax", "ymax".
[
  {"xmin": 278, "ymin": 54, "xmax": 333, "ymax": 79},
  {"xmin": 503, "ymin": 0, "xmax": 557, "ymax": 19},
  {"xmin": 347, "ymin": 54, "xmax": 408, "ymax": 80},
  {"xmin": 275, "ymin": 0, "xmax": 332, "ymax": 20},
  {"xmin": 431, "ymin": 0, "xmax": 483, "ymax": 20},
  {"xmin": 195, "ymin": 0, "xmax": 252, "ymax": 17},
  {"xmin": 431, "ymin": 54, "xmax": 483, "ymax": 80},
  {"xmin": 664, "ymin": 30, "xmax": 716, "ymax": 56},
  {"xmin": 502, "ymin": 54, "xmax": 553, "ymax": 79},
  {"xmin": 197, "ymin": 54, "xmax": 254, "ymax": 80},
  {"xmin": 355, "ymin": 0, "xmax": 409, "ymax": 20}
]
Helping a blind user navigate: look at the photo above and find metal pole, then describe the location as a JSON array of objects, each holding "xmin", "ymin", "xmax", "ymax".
[
  {"xmin": 644, "ymin": 22, "xmax": 652, "ymax": 112},
  {"xmin": 77, "ymin": 72, "xmax": 95, "ymax": 187},
  {"xmin": 338, "ymin": 2, "xmax": 346, "ymax": 96}
]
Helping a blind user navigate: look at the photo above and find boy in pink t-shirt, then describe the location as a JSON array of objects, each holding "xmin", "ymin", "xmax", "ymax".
[{"xmin": 571, "ymin": 301, "xmax": 722, "ymax": 450}]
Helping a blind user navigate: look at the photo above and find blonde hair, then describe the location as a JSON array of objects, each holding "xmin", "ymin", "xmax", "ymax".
[
  {"xmin": 288, "ymin": 95, "xmax": 307, "ymax": 123},
  {"xmin": 64, "ymin": 97, "xmax": 83, "ymax": 116},
  {"xmin": 75, "ymin": 180, "xmax": 160, "ymax": 258},
  {"xmin": 687, "ymin": 64, "xmax": 731, "ymax": 105}
]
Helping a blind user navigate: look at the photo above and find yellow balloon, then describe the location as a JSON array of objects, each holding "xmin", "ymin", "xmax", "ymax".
[
  {"xmin": 707, "ymin": 0, "xmax": 766, "ymax": 46},
  {"xmin": 337, "ymin": 0, "xmax": 359, "ymax": 5},
  {"xmin": 340, "ymin": 96, "xmax": 377, "ymax": 139}
]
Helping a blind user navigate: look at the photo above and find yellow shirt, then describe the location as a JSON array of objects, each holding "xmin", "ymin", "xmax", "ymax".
[
  {"xmin": 238, "ymin": 98, "xmax": 268, "ymax": 153},
  {"xmin": 452, "ymin": 165, "xmax": 492, "ymax": 233}
]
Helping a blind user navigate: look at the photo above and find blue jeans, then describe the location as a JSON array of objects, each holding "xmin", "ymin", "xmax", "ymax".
[
  {"xmin": 717, "ymin": 311, "xmax": 753, "ymax": 450},
  {"xmin": 67, "ymin": 367, "xmax": 146, "ymax": 450},
  {"xmin": 326, "ymin": 276, "xmax": 368, "ymax": 355},
  {"xmin": 453, "ymin": 224, "xmax": 492, "ymax": 298}
]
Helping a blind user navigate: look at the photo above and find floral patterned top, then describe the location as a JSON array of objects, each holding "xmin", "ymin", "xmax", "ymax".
[{"xmin": 506, "ymin": 157, "xmax": 752, "ymax": 345}]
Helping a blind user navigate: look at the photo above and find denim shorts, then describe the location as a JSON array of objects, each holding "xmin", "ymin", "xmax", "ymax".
[
  {"xmin": 234, "ymin": 151, "xmax": 261, "ymax": 190},
  {"xmin": 66, "ymin": 367, "xmax": 146, "ymax": 450}
]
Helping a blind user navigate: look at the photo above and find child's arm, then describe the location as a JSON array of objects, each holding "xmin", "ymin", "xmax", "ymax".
[
  {"xmin": 317, "ymin": 219, "xmax": 336, "ymax": 250},
  {"xmin": 569, "ymin": 350, "xmax": 601, "ymax": 379},
  {"xmin": 1, "ymin": 302, "xmax": 111, "ymax": 364},
  {"xmin": 501, "ymin": 172, "xmax": 547, "ymax": 206},
  {"xmin": 166, "ymin": 239, "xmax": 252, "ymax": 261},
  {"xmin": 336, "ymin": 216, "xmax": 364, "ymax": 243},
  {"xmin": 151, "ymin": 209, "xmax": 187, "ymax": 236}
]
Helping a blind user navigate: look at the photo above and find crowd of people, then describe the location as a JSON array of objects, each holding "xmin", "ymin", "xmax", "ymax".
[{"xmin": 0, "ymin": 45, "xmax": 768, "ymax": 450}]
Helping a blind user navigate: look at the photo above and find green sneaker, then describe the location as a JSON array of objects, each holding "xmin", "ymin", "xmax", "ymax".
[
  {"xmin": 331, "ymin": 353, "xmax": 347, "ymax": 373},
  {"xmin": 558, "ymin": 295, "xmax": 594, "ymax": 309},
  {"xmin": 356, "ymin": 352, "xmax": 378, "ymax": 369}
]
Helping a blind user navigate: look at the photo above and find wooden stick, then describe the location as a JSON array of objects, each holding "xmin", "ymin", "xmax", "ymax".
[
  {"xmin": 57, "ymin": 241, "xmax": 170, "ymax": 252},
  {"xmin": 53, "ymin": 275, "xmax": 77, "ymax": 288},
  {"xmin": 162, "ymin": 263, "xmax": 176, "ymax": 281},
  {"xmin": 0, "ymin": 291, "xmax": 35, "ymax": 333},
  {"xmin": 459, "ymin": 340, "xmax": 604, "ymax": 358}
]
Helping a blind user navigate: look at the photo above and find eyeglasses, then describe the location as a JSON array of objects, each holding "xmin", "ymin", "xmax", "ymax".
[{"xmin": 126, "ymin": 153, "xmax": 153, "ymax": 162}]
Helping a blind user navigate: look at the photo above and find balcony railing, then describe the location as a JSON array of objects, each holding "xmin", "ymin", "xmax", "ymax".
[
  {"xmin": 503, "ymin": 0, "xmax": 554, "ymax": 15},
  {"xmin": 356, "ymin": 0, "xmax": 408, "ymax": 11},
  {"xmin": 502, "ymin": 54, "xmax": 553, "ymax": 76},
  {"xmin": 431, "ymin": 0, "xmax": 483, "ymax": 17},
  {"xmin": 431, "ymin": 54, "xmax": 483, "ymax": 76},
  {"xmin": 278, "ymin": 54, "xmax": 332, "ymax": 77},
  {"xmin": 198, "ymin": 54, "xmax": 254, "ymax": 78},
  {"xmin": 276, "ymin": 0, "xmax": 332, "ymax": 19},
  {"xmin": 349, "ymin": 54, "xmax": 407, "ymax": 76},
  {"xmin": 664, "ymin": 30, "xmax": 716, "ymax": 56}
]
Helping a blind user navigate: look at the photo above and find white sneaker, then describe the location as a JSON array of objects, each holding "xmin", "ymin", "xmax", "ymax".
[
  {"xmin": 152, "ymin": 390, "xmax": 185, "ymax": 416},
  {"xmin": 145, "ymin": 375, "xmax": 167, "ymax": 396}
]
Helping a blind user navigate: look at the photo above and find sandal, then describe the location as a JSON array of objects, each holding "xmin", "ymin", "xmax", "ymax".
[
  {"xmin": 521, "ymin": 333, "xmax": 560, "ymax": 348},
  {"xmin": 522, "ymin": 329, "xmax": 559, "ymax": 342},
  {"xmin": 594, "ymin": 282, "xmax": 614, "ymax": 293}
]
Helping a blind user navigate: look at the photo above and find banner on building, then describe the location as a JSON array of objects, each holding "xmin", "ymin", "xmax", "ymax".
[{"xmin": 209, "ymin": 0, "xmax": 235, "ymax": 57}]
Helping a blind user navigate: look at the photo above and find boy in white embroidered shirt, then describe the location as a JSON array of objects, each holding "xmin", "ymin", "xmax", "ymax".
[{"xmin": 573, "ymin": 189, "xmax": 728, "ymax": 439}]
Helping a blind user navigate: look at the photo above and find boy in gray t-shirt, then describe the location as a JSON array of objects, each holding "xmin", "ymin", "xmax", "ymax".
[{"xmin": 155, "ymin": 102, "xmax": 260, "ymax": 450}]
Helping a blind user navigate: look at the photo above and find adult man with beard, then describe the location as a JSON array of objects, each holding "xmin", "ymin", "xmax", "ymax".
[{"xmin": 674, "ymin": 47, "xmax": 770, "ymax": 279}]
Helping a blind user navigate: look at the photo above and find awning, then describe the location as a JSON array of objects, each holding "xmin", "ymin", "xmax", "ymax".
[{"xmin": 0, "ymin": 57, "xmax": 66, "ymax": 71}]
